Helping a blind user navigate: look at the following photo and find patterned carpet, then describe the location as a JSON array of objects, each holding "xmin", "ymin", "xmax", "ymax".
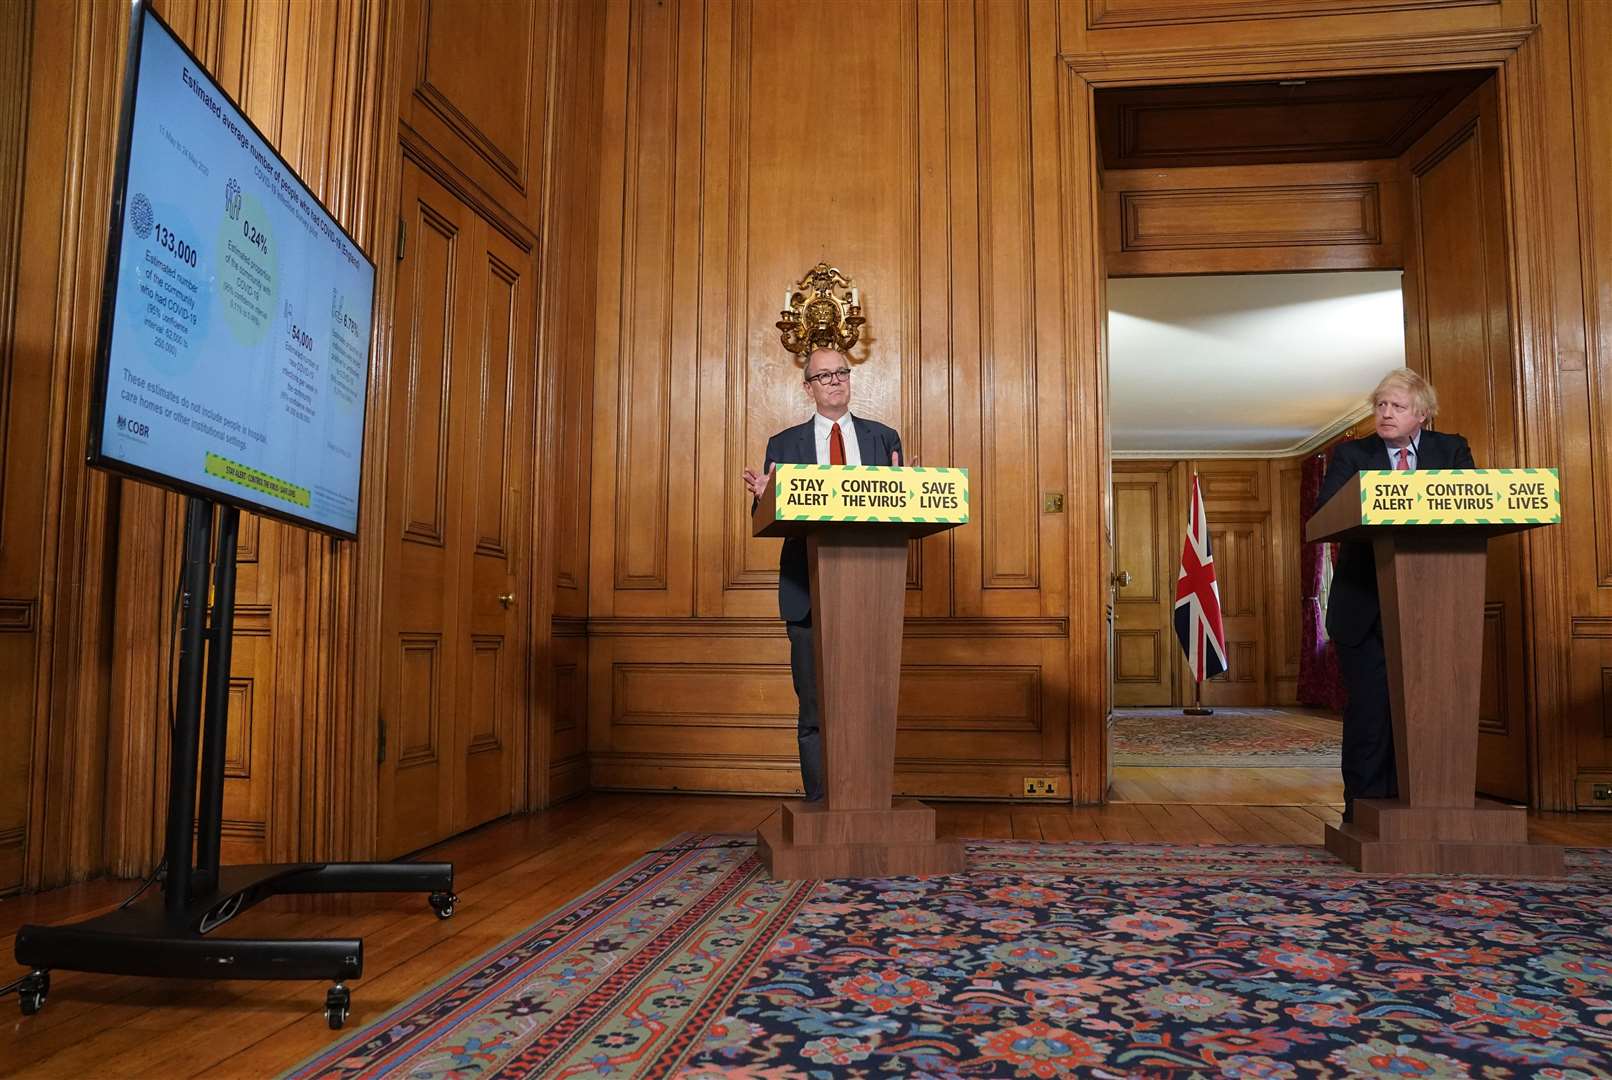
[
  {"xmin": 286, "ymin": 837, "xmax": 1612, "ymax": 1079},
  {"xmin": 1113, "ymin": 707, "xmax": 1343, "ymax": 767}
]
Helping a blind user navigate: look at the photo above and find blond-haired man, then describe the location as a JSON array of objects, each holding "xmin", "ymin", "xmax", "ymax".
[{"xmin": 1315, "ymin": 367, "xmax": 1474, "ymax": 823}]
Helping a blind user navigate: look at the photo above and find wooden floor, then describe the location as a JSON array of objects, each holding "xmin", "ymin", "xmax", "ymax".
[
  {"xmin": 3, "ymin": 790, "xmax": 1611, "ymax": 1078},
  {"xmin": 1110, "ymin": 764, "xmax": 1345, "ymax": 805}
]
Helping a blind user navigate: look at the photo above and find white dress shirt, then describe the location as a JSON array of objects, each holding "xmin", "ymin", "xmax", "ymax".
[
  {"xmin": 813, "ymin": 412, "xmax": 862, "ymax": 466},
  {"xmin": 1389, "ymin": 435, "xmax": 1420, "ymax": 471}
]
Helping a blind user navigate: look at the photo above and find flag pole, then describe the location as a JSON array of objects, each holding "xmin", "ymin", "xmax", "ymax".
[{"xmin": 1184, "ymin": 675, "xmax": 1212, "ymax": 716}]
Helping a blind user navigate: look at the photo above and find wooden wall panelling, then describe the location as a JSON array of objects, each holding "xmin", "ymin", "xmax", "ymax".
[
  {"xmin": 588, "ymin": 0, "xmax": 702, "ymax": 619},
  {"xmin": 1060, "ymin": 0, "xmax": 1533, "ymax": 55},
  {"xmin": 1196, "ymin": 509, "xmax": 1268, "ymax": 706},
  {"xmin": 16, "ymin": 0, "xmax": 132, "ymax": 889},
  {"xmin": 586, "ymin": 624, "xmax": 1071, "ymax": 799},
  {"xmin": 0, "ymin": 0, "xmax": 33, "ymax": 893},
  {"xmin": 397, "ymin": 0, "xmax": 553, "ymax": 232},
  {"xmin": 545, "ymin": 1, "xmax": 602, "ymax": 626},
  {"xmin": 1058, "ymin": 2, "xmax": 1111, "ymax": 803},
  {"xmin": 1399, "ymin": 77, "xmax": 1527, "ymax": 801},
  {"xmin": 1568, "ymin": 0, "xmax": 1612, "ymax": 603},
  {"xmin": 1554, "ymin": 0, "xmax": 1612, "ymax": 805},
  {"xmin": 336, "ymin": 0, "xmax": 410, "ymax": 863},
  {"xmin": 1192, "ymin": 458, "xmax": 1269, "ymax": 511},
  {"xmin": 1571, "ymin": 628, "xmax": 1612, "ymax": 808},
  {"xmin": 1094, "ymin": 71, "xmax": 1488, "ymax": 171},
  {"xmin": 951, "ymin": 0, "xmax": 1069, "ymax": 620},
  {"xmin": 701, "ymin": 0, "xmax": 768, "ymax": 620},
  {"xmin": 1272, "ymin": 457, "xmax": 1304, "ymax": 704},
  {"xmin": 1103, "ymin": 161, "xmax": 1405, "ymax": 276},
  {"xmin": 534, "ymin": 0, "xmax": 606, "ymax": 808},
  {"xmin": 549, "ymin": 620, "xmax": 588, "ymax": 801},
  {"xmin": 913, "ymin": 0, "xmax": 953, "ymax": 619},
  {"xmin": 583, "ymin": 0, "xmax": 1077, "ymax": 801},
  {"xmin": 714, "ymin": 0, "xmax": 923, "ymax": 620},
  {"xmin": 893, "ymin": 630, "xmax": 1071, "ymax": 799}
]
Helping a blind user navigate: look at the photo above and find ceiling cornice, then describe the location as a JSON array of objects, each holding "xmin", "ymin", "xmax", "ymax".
[{"xmin": 1112, "ymin": 403, "xmax": 1372, "ymax": 460}]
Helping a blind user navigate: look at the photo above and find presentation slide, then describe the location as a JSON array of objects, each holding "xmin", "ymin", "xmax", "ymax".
[{"xmin": 96, "ymin": 10, "xmax": 374, "ymax": 536}]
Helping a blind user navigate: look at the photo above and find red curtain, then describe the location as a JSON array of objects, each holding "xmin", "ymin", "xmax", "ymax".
[{"xmin": 1297, "ymin": 449, "xmax": 1346, "ymax": 710}]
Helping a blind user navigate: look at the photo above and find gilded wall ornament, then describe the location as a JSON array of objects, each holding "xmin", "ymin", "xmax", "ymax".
[{"xmin": 776, "ymin": 262, "xmax": 864, "ymax": 358}]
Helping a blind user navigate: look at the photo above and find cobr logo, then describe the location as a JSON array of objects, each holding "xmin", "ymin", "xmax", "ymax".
[
  {"xmin": 129, "ymin": 192, "xmax": 154, "ymax": 240},
  {"xmin": 117, "ymin": 415, "xmax": 150, "ymax": 439}
]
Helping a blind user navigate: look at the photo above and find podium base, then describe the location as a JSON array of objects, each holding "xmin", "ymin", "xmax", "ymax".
[
  {"xmin": 1325, "ymin": 797, "xmax": 1564, "ymax": 876},
  {"xmin": 757, "ymin": 800, "xmax": 965, "ymax": 880}
]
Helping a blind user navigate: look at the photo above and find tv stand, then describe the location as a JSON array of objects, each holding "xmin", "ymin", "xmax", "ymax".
[{"xmin": 13, "ymin": 497, "xmax": 454, "ymax": 1029}]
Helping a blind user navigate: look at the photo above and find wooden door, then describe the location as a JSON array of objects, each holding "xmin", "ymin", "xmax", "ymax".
[
  {"xmin": 1399, "ymin": 77, "xmax": 1528, "ymax": 802},
  {"xmin": 379, "ymin": 159, "xmax": 529, "ymax": 857},
  {"xmin": 1197, "ymin": 515, "xmax": 1267, "ymax": 708},
  {"xmin": 1112, "ymin": 462, "xmax": 1178, "ymax": 706},
  {"xmin": 459, "ymin": 224, "xmax": 530, "ymax": 831}
]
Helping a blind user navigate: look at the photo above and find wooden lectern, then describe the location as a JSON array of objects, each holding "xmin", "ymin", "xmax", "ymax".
[
  {"xmin": 1308, "ymin": 471, "xmax": 1563, "ymax": 876},
  {"xmin": 752, "ymin": 467, "xmax": 966, "ymax": 880}
]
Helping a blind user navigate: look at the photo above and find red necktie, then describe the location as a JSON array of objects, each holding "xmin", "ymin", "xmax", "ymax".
[
  {"xmin": 1395, "ymin": 448, "xmax": 1410, "ymax": 471},
  {"xmin": 829, "ymin": 421, "xmax": 845, "ymax": 465}
]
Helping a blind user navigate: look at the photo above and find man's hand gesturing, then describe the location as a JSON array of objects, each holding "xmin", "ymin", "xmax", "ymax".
[{"xmin": 742, "ymin": 462, "xmax": 775, "ymax": 500}]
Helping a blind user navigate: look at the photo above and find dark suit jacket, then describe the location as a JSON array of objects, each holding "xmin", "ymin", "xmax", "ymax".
[
  {"xmin": 1315, "ymin": 429, "xmax": 1476, "ymax": 646},
  {"xmin": 761, "ymin": 415, "xmax": 903, "ymax": 623}
]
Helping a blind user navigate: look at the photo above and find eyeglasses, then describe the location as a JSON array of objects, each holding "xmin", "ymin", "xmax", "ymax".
[{"xmin": 805, "ymin": 368, "xmax": 852, "ymax": 386}]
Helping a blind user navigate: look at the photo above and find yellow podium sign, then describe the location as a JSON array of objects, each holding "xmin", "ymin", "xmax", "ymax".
[
  {"xmin": 772, "ymin": 464, "xmax": 969, "ymax": 525},
  {"xmin": 1357, "ymin": 468, "xmax": 1559, "ymax": 526}
]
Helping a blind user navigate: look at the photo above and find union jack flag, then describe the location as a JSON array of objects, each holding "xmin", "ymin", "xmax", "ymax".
[{"xmin": 1174, "ymin": 474, "xmax": 1227, "ymax": 683}]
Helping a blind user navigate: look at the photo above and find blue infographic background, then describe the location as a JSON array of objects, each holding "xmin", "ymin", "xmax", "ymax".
[{"xmin": 99, "ymin": 11, "xmax": 374, "ymax": 536}]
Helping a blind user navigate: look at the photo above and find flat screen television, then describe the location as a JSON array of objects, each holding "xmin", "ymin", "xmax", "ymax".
[{"xmin": 87, "ymin": 1, "xmax": 375, "ymax": 539}]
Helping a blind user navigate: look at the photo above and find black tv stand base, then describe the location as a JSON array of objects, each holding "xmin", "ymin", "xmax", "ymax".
[{"xmin": 14, "ymin": 860, "xmax": 454, "ymax": 1028}]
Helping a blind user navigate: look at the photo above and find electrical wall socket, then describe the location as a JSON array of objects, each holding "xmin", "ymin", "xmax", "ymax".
[{"xmin": 1022, "ymin": 776, "xmax": 1060, "ymax": 797}]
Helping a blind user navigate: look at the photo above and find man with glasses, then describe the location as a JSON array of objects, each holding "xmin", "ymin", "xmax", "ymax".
[{"xmin": 742, "ymin": 346, "xmax": 905, "ymax": 803}]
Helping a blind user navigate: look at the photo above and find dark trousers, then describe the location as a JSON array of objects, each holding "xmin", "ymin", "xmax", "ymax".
[
  {"xmin": 786, "ymin": 616, "xmax": 824, "ymax": 802},
  {"xmin": 1335, "ymin": 622, "xmax": 1398, "ymax": 817}
]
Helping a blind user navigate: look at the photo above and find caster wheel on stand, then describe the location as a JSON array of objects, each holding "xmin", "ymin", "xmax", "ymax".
[
  {"xmin": 429, "ymin": 891, "xmax": 458, "ymax": 919},
  {"xmin": 18, "ymin": 970, "xmax": 49, "ymax": 1016},
  {"xmin": 324, "ymin": 983, "xmax": 351, "ymax": 1030}
]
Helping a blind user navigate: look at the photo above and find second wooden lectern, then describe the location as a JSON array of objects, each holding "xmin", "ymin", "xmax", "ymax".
[
  {"xmin": 1308, "ymin": 468, "xmax": 1562, "ymax": 876},
  {"xmin": 753, "ymin": 464, "xmax": 967, "ymax": 879}
]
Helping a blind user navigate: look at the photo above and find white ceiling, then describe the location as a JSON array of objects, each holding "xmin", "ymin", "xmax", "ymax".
[{"xmin": 1107, "ymin": 271, "xmax": 1405, "ymax": 456}]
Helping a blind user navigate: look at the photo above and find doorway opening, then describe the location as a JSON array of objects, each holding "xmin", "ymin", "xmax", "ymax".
[{"xmin": 1093, "ymin": 68, "xmax": 1528, "ymax": 810}]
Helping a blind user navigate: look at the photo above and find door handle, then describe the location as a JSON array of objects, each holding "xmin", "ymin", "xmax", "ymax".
[
  {"xmin": 498, "ymin": 592, "xmax": 515, "ymax": 609},
  {"xmin": 1110, "ymin": 570, "xmax": 1133, "ymax": 589}
]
